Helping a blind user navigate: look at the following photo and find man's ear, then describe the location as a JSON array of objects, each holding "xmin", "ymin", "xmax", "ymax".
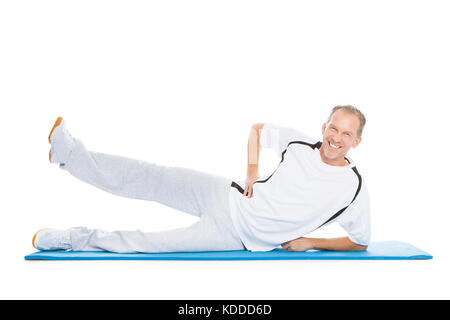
[
  {"xmin": 321, "ymin": 122, "xmax": 327, "ymax": 135},
  {"xmin": 352, "ymin": 136, "xmax": 362, "ymax": 148}
]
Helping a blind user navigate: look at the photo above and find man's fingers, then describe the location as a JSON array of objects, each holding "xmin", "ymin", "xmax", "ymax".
[
  {"xmin": 243, "ymin": 184, "xmax": 254, "ymax": 197},
  {"xmin": 243, "ymin": 183, "xmax": 258, "ymax": 198}
]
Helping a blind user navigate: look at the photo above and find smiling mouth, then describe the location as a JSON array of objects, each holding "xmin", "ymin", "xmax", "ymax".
[{"xmin": 329, "ymin": 141, "xmax": 342, "ymax": 149}]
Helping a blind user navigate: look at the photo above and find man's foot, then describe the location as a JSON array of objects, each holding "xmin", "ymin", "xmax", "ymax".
[
  {"xmin": 48, "ymin": 117, "xmax": 75, "ymax": 165},
  {"xmin": 48, "ymin": 117, "xmax": 63, "ymax": 143},
  {"xmin": 32, "ymin": 228, "xmax": 72, "ymax": 251}
]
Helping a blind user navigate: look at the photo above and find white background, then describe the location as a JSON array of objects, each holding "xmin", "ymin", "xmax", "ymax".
[{"xmin": 1, "ymin": 0, "xmax": 449, "ymax": 299}]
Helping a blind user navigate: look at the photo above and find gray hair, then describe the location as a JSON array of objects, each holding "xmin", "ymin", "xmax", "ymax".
[{"xmin": 327, "ymin": 105, "xmax": 366, "ymax": 137}]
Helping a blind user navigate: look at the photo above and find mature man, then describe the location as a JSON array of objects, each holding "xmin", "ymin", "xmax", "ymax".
[{"xmin": 33, "ymin": 106, "xmax": 370, "ymax": 253}]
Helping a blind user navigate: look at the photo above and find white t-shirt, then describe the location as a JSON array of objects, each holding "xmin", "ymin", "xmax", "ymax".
[{"xmin": 228, "ymin": 123, "xmax": 371, "ymax": 251}]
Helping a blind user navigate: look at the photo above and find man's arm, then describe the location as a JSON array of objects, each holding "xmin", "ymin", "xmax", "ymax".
[
  {"xmin": 248, "ymin": 123, "xmax": 264, "ymax": 167},
  {"xmin": 282, "ymin": 236, "xmax": 368, "ymax": 252},
  {"xmin": 244, "ymin": 123, "xmax": 264, "ymax": 198}
]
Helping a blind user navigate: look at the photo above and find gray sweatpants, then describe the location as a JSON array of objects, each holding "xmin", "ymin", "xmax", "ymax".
[{"xmin": 59, "ymin": 138, "xmax": 245, "ymax": 253}]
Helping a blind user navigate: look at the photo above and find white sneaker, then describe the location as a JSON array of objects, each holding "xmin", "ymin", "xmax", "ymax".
[
  {"xmin": 32, "ymin": 228, "xmax": 72, "ymax": 251},
  {"xmin": 48, "ymin": 117, "xmax": 75, "ymax": 165}
]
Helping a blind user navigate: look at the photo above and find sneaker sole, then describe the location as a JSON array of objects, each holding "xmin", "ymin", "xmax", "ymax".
[
  {"xmin": 32, "ymin": 228, "xmax": 48, "ymax": 249},
  {"xmin": 48, "ymin": 117, "xmax": 63, "ymax": 162},
  {"xmin": 48, "ymin": 117, "xmax": 63, "ymax": 144}
]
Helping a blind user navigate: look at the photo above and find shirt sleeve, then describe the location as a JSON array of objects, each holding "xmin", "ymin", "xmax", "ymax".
[
  {"xmin": 260, "ymin": 123, "xmax": 316, "ymax": 158},
  {"xmin": 337, "ymin": 180, "xmax": 371, "ymax": 246}
]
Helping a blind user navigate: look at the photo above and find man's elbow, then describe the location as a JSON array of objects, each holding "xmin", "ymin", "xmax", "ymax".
[
  {"xmin": 352, "ymin": 243, "xmax": 368, "ymax": 251},
  {"xmin": 348, "ymin": 238, "xmax": 368, "ymax": 251},
  {"xmin": 252, "ymin": 123, "xmax": 265, "ymax": 131}
]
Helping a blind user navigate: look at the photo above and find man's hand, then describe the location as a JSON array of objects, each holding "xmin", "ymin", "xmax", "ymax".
[
  {"xmin": 243, "ymin": 173, "xmax": 260, "ymax": 198},
  {"xmin": 282, "ymin": 238, "xmax": 313, "ymax": 251},
  {"xmin": 282, "ymin": 236, "xmax": 367, "ymax": 252}
]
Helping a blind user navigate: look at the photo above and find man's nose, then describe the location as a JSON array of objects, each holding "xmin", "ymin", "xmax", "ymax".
[{"xmin": 331, "ymin": 135, "xmax": 342, "ymax": 143}]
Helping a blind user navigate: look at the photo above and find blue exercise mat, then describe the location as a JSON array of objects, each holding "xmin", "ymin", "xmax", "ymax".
[{"xmin": 24, "ymin": 241, "xmax": 432, "ymax": 260}]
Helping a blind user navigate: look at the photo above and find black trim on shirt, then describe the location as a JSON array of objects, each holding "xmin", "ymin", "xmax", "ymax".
[
  {"xmin": 230, "ymin": 181, "xmax": 245, "ymax": 194},
  {"xmin": 230, "ymin": 139, "xmax": 363, "ymax": 228},
  {"xmin": 315, "ymin": 166, "xmax": 362, "ymax": 228},
  {"xmin": 230, "ymin": 140, "xmax": 323, "ymax": 192},
  {"xmin": 251, "ymin": 140, "xmax": 322, "ymax": 185}
]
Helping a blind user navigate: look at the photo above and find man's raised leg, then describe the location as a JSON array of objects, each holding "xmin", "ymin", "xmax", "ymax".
[{"xmin": 50, "ymin": 118, "xmax": 233, "ymax": 219}]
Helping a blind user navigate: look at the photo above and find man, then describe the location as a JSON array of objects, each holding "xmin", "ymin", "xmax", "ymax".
[{"xmin": 33, "ymin": 106, "xmax": 370, "ymax": 253}]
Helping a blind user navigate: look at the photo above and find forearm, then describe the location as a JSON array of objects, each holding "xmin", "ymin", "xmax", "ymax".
[
  {"xmin": 309, "ymin": 237, "xmax": 367, "ymax": 251},
  {"xmin": 282, "ymin": 236, "xmax": 367, "ymax": 251},
  {"xmin": 247, "ymin": 123, "xmax": 263, "ymax": 176}
]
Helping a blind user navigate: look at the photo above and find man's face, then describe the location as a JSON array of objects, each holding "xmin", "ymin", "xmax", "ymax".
[{"xmin": 321, "ymin": 109, "xmax": 362, "ymax": 165}]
